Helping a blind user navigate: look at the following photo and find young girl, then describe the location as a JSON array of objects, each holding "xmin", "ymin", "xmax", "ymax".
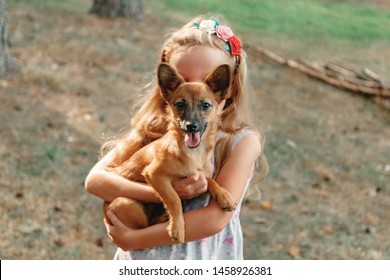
[{"xmin": 85, "ymin": 15, "xmax": 268, "ymax": 260}]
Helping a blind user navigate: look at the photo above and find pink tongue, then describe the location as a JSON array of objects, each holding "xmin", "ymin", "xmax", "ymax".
[{"xmin": 185, "ymin": 132, "xmax": 201, "ymax": 148}]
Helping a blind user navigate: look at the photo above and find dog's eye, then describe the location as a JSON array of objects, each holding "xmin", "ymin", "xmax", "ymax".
[
  {"xmin": 200, "ymin": 102, "xmax": 212, "ymax": 111},
  {"xmin": 175, "ymin": 102, "xmax": 186, "ymax": 111}
]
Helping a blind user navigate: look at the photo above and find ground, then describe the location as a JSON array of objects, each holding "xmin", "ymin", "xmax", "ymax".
[{"xmin": 0, "ymin": 4, "xmax": 389, "ymax": 259}]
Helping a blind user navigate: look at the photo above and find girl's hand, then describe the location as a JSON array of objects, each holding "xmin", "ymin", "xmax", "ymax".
[
  {"xmin": 173, "ymin": 174, "xmax": 208, "ymax": 200},
  {"xmin": 104, "ymin": 211, "xmax": 134, "ymax": 251}
]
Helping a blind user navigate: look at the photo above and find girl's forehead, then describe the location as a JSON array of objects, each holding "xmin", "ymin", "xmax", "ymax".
[{"xmin": 170, "ymin": 46, "xmax": 228, "ymax": 82}]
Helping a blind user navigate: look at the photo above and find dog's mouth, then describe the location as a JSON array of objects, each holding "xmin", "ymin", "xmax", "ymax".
[
  {"xmin": 183, "ymin": 125, "xmax": 207, "ymax": 149},
  {"xmin": 184, "ymin": 132, "xmax": 201, "ymax": 148}
]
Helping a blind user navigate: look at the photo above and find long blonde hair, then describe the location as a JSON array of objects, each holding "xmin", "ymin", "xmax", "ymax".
[{"xmin": 103, "ymin": 15, "xmax": 268, "ymax": 182}]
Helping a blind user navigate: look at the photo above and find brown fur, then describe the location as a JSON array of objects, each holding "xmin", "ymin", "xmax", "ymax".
[{"xmin": 104, "ymin": 63, "xmax": 237, "ymax": 243}]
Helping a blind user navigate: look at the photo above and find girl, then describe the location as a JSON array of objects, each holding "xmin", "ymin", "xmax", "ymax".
[{"xmin": 85, "ymin": 15, "xmax": 268, "ymax": 260}]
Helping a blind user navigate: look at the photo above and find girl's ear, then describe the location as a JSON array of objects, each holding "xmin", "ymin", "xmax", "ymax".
[
  {"xmin": 157, "ymin": 63, "xmax": 184, "ymax": 98},
  {"xmin": 204, "ymin": 64, "xmax": 231, "ymax": 100}
]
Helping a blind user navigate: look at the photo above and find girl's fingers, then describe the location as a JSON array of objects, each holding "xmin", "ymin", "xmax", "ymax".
[
  {"xmin": 173, "ymin": 174, "xmax": 208, "ymax": 199},
  {"xmin": 107, "ymin": 210, "xmax": 124, "ymax": 229},
  {"xmin": 186, "ymin": 174, "xmax": 199, "ymax": 184},
  {"xmin": 104, "ymin": 217, "xmax": 114, "ymax": 240}
]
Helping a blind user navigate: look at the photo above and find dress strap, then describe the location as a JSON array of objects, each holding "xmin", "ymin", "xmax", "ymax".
[{"xmin": 231, "ymin": 128, "xmax": 256, "ymax": 149}]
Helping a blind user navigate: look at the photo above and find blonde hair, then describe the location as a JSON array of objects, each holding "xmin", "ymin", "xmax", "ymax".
[{"xmin": 103, "ymin": 15, "xmax": 268, "ymax": 183}]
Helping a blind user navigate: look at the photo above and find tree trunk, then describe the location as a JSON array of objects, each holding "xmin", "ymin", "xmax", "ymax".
[
  {"xmin": 90, "ymin": 0, "xmax": 143, "ymax": 19},
  {"xmin": 0, "ymin": 0, "xmax": 18, "ymax": 78}
]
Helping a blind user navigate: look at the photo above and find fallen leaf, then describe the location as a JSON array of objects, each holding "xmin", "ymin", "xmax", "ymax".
[
  {"xmin": 54, "ymin": 238, "xmax": 65, "ymax": 247},
  {"xmin": 369, "ymin": 249, "xmax": 383, "ymax": 260},
  {"xmin": 95, "ymin": 238, "xmax": 104, "ymax": 247},
  {"xmin": 286, "ymin": 139, "xmax": 297, "ymax": 149},
  {"xmin": 260, "ymin": 201, "xmax": 275, "ymax": 211},
  {"xmin": 288, "ymin": 245, "xmax": 300, "ymax": 258},
  {"xmin": 0, "ymin": 80, "xmax": 9, "ymax": 88},
  {"xmin": 365, "ymin": 213, "xmax": 378, "ymax": 223},
  {"xmin": 322, "ymin": 224, "xmax": 335, "ymax": 234},
  {"xmin": 15, "ymin": 190, "xmax": 24, "ymax": 199},
  {"xmin": 254, "ymin": 216, "xmax": 267, "ymax": 224}
]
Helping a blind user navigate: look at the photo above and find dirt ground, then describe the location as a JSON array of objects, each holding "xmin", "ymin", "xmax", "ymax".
[{"xmin": 1, "ymin": 6, "xmax": 389, "ymax": 259}]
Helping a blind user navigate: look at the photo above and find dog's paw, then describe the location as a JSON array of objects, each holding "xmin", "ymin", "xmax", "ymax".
[
  {"xmin": 168, "ymin": 220, "xmax": 185, "ymax": 243},
  {"xmin": 215, "ymin": 189, "xmax": 237, "ymax": 212}
]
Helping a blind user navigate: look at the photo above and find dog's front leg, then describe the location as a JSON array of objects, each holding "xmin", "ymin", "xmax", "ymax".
[
  {"xmin": 207, "ymin": 178, "xmax": 237, "ymax": 212},
  {"xmin": 143, "ymin": 169, "xmax": 185, "ymax": 243}
]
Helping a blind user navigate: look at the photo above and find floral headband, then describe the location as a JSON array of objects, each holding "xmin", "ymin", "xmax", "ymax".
[{"xmin": 193, "ymin": 20, "xmax": 242, "ymax": 57}]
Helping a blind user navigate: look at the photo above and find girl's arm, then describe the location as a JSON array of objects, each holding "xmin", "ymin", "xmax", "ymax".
[
  {"xmin": 105, "ymin": 133, "xmax": 261, "ymax": 250},
  {"xmin": 85, "ymin": 149, "xmax": 160, "ymax": 203},
  {"xmin": 85, "ymin": 149, "xmax": 208, "ymax": 203}
]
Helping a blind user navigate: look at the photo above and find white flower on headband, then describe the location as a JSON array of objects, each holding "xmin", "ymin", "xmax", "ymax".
[{"xmin": 198, "ymin": 20, "xmax": 217, "ymax": 34}]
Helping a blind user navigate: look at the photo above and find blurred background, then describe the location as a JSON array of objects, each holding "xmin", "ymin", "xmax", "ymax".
[{"xmin": 0, "ymin": 0, "xmax": 389, "ymax": 259}]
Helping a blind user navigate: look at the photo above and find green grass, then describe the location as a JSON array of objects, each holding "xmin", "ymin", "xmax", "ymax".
[
  {"xmin": 9, "ymin": 0, "xmax": 91, "ymax": 13},
  {"xmin": 149, "ymin": 0, "xmax": 390, "ymax": 45},
  {"xmin": 10, "ymin": 0, "xmax": 390, "ymax": 45}
]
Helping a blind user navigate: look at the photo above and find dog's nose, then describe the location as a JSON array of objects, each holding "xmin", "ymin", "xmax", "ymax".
[{"xmin": 186, "ymin": 123, "xmax": 198, "ymax": 132}]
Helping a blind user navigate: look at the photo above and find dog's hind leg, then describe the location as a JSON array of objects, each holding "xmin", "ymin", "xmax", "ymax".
[
  {"xmin": 206, "ymin": 178, "xmax": 237, "ymax": 212},
  {"xmin": 143, "ymin": 170, "xmax": 185, "ymax": 243},
  {"xmin": 104, "ymin": 197, "xmax": 149, "ymax": 229}
]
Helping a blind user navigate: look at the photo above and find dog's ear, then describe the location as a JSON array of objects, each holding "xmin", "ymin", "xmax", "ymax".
[
  {"xmin": 158, "ymin": 63, "xmax": 184, "ymax": 99},
  {"xmin": 204, "ymin": 64, "xmax": 231, "ymax": 100}
]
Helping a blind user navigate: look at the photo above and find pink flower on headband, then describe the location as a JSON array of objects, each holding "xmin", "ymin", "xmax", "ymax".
[
  {"xmin": 215, "ymin": 25, "xmax": 233, "ymax": 42},
  {"xmin": 228, "ymin": 36, "xmax": 242, "ymax": 56}
]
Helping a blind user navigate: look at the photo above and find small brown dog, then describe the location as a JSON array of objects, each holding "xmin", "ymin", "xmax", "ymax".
[{"xmin": 104, "ymin": 63, "xmax": 237, "ymax": 243}]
